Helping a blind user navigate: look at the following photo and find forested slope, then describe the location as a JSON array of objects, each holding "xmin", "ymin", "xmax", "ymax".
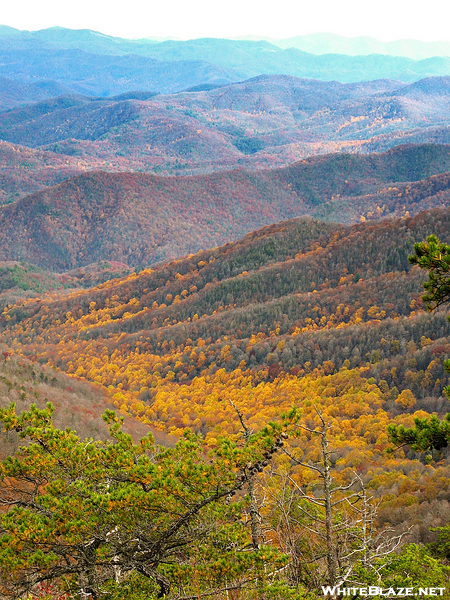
[
  {"xmin": 1, "ymin": 144, "xmax": 450, "ymax": 271},
  {"xmin": 2, "ymin": 206, "xmax": 450, "ymax": 597},
  {"xmin": 3, "ymin": 76, "xmax": 450, "ymax": 178},
  {"xmin": 3, "ymin": 206, "xmax": 450, "ymax": 429}
]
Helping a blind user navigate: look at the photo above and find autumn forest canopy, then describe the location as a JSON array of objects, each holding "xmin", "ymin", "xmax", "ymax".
[{"xmin": 2, "ymin": 25, "xmax": 450, "ymax": 600}]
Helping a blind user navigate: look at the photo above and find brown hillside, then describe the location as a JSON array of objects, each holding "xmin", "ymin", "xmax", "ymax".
[
  {"xmin": 1, "ymin": 144, "xmax": 450, "ymax": 271},
  {"xmin": 0, "ymin": 345, "xmax": 173, "ymax": 459}
]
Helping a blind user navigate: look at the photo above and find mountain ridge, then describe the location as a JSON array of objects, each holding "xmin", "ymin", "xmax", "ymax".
[
  {"xmin": 1, "ymin": 28, "xmax": 450, "ymax": 98},
  {"xmin": 270, "ymin": 32, "xmax": 450, "ymax": 60},
  {"xmin": 1, "ymin": 143, "xmax": 450, "ymax": 271},
  {"xmin": 2, "ymin": 74, "xmax": 450, "ymax": 182}
]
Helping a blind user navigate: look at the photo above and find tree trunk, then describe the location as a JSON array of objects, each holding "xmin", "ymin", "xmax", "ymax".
[
  {"xmin": 322, "ymin": 427, "xmax": 338, "ymax": 586},
  {"xmin": 248, "ymin": 475, "xmax": 260, "ymax": 550}
]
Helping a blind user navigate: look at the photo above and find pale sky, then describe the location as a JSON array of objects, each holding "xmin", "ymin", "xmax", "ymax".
[{"xmin": 2, "ymin": 0, "xmax": 450, "ymax": 42}]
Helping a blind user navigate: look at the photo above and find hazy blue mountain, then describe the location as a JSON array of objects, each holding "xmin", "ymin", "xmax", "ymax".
[
  {"xmin": 0, "ymin": 25, "xmax": 21, "ymax": 37},
  {"xmin": 1, "ymin": 28, "xmax": 450, "ymax": 96},
  {"xmin": 99, "ymin": 37, "xmax": 450, "ymax": 83},
  {"xmin": 6, "ymin": 27, "xmax": 450, "ymax": 61},
  {"xmin": 0, "ymin": 48, "xmax": 240, "ymax": 95},
  {"xmin": 270, "ymin": 33, "xmax": 450, "ymax": 60},
  {"xmin": 29, "ymin": 26, "xmax": 161, "ymax": 55},
  {"xmin": 0, "ymin": 76, "xmax": 73, "ymax": 111}
]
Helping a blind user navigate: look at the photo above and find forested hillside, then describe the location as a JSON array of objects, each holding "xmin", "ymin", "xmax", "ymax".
[
  {"xmin": 0, "ymin": 144, "xmax": 449, "ymax": 270},
  {"xmin": 2, "ymin": 206, "xmax": 450, "ymax": 596},
  {"xmin": 0, "ymin": 346, "xmax": 158, "ymax": 458},
  {"xmin": 3, "ymin": 75, "xmax": 450, "ymax": 179},
  {"xmin": 0, "ymin": 259, "xmax": 131, "ymax": 311},
  {"xmin": 1, "ymin": 206, "xmax": 449, "ymax": 435}
]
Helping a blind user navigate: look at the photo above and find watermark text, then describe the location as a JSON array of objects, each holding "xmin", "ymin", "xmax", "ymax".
[{"xmin": 321, "ymin": 586, "xmax": 446, "ymax": 597}]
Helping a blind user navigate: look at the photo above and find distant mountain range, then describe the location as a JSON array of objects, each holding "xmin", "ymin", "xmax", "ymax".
[
  {"xmin": 1, "ymin": 27, "xmax": 450, "ymax": 277},
  {"xmin": 1, "ymin": 74, "xmax": 450, "ymax": 198},
  {"xmin": 1, "ymin": 27, "xmax": 450, "ymax": 98},
  {"xmin": 3, "ymin": 26, "xmax": 450, "ymax": 61},
  {"xmin": 1, "ymin": 143, "xmax": 449, "ymax": 271},
  {"xmin": 266, "ymin": 33, "xmax": 450, "ymax": 61}
]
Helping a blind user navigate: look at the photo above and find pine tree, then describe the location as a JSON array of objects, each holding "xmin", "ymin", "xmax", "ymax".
[
  {"xmin": 0, "ymin": 402, "xmax": 284, "ymax": 599},
  {"xmin": 388, "ymin": 235, "xmax": 450, "ymax": 452}
]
